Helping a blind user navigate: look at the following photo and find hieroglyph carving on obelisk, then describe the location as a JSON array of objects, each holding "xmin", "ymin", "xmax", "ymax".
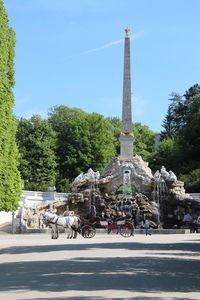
[{"xmin": 119, "ymin": 28, "xmax": 134, "ymax": 160}]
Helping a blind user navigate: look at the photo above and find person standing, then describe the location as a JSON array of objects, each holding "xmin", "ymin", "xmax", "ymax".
[
  {"xmin": 144, "ymin": 217, "xmax": 151, "ymax": 236},
  {"xmin": 192, "ymin": 219, "xmax": 198, "ymax": 233}
]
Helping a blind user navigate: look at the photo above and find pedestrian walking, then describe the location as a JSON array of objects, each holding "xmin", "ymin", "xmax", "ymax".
[{"xmin": 144, "ymin": 217, "xmax": 151, "ymax": 236}]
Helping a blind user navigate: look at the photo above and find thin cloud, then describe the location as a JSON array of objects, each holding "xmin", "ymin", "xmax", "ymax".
[
  {"xmin": 83, "ymin": 39, "xmax": 124, "ymax": 54},
  {"xmin": 82, "ymin": 31, "xmax": 143, "ymax": 55}
]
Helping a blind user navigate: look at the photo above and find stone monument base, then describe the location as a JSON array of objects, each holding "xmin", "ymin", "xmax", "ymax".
[{"xmin": 119, "ymin": 135, "xmax": 134, "ymax": 160}]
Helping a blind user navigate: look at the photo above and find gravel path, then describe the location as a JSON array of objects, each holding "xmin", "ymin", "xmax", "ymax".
[{"xmin": 0, "ymin": 233, "xmax": 200, "ymax": 300}]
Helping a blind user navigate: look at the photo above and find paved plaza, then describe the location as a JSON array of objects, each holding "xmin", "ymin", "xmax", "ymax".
[{"xmin": 0, "ymin": 232, "xmax": 200, "ymax": 300}]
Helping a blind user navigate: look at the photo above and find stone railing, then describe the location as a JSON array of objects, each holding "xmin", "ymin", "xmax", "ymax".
[
  {"xmin": 189, "ymin": 193, "xmax": 200, "ymax": 202},
  {"xmin": 22, "ymin": 190, "xmax": 68, "ymax": 203},
  {"xmin": 190, "ymin": 193, "xmax": 200, "ymax": 198}
]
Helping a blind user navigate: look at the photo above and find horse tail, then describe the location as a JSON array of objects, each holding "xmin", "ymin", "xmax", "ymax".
[
  {"xmin": 77, "ymin": 216, "xmax": 81, "ymax": 225},
  {"xmin": 76, "ymin": 216, "xmax": 81, "ymax": 233}
]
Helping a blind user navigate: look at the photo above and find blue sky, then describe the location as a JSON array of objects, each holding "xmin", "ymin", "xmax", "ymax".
[{"xmin": 4, "ymin": 0, "xmax": 200, "ymax": 132}]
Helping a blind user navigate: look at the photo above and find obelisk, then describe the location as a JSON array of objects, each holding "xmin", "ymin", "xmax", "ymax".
[{"xmin": 119, "ymin": 28, "xmax": 134, "ymax": 160}]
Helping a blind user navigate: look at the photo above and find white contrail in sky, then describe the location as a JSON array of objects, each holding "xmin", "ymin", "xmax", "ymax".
[
  {"xmin": 82, "ymin": 31, "xmax": 143, "ymax": 55},
  {"xmin": 84, "ymin": 38, "xmax": 124, "ymax": 54}
]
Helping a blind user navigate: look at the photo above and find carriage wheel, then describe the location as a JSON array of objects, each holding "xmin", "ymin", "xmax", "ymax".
[
  {"xmin": 120, "ymin": 222, "xmax": 134, "ymax": 237},
  {"xmin": 81, "ymin": 225, "xmax": 96, "ymax": 238}
]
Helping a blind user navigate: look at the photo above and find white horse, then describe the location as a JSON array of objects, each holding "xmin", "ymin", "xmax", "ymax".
[{"xmin": 42, "ymin": 212, "xmax": 81, "ymax": 239}]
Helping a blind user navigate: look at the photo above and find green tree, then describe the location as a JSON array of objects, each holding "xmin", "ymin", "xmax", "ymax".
[
  {"xmin": 161, "ymin": 93, "xmax": 185, "ymax": 139},
  {"xmin": 177, "ymin": 94, "xmax": 200, "ymax": 190},
  {"xmin": 48, "ymin": 106, "xmax": 91, "ymax": 183},
  {"xmin": 154, "ymin": 84, "xmax": 200, "ymax": 191},
  {"xmin": 88, "ymin": 113, "xmax": 116, "ymax": 170},
  {"xmin": 16, "ymin": 115, "xmax": 57, "ymax": 191},
  {"xmin": 161, "ymin": 85, "xmax": 200, "ymax": 140},
  {"xmin": 107, "ymin": 117, "xmax": 121, "ymax": 154},
  {"xmin": 178, "ymin": 94, "xmax": 200, "ymax": 163},
  {"xmin": 180, "ymin": 169, "xmax": 200, "ymax": 193},
  {"xmin": 0, "ymin": 1, "xmax": 22, "ymax": 211},
  {"xmin": 48, "ymin": 106, "xmax": 116, "ymax": 184},
  {"xmin": 149, "ymin": 138, "xmax": 180, "ymax": 173},
  {"xmin": 184, "ymin": 83, "xmax": 200, "ymax": 102},
  {"xmin": 133, "ymin": 122, "xmax": 156, "ymax": 161}
]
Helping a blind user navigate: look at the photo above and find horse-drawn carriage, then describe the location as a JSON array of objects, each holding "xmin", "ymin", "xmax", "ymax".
[
  {"xmin": 42, "ymin": 212, "xmax": 134, "ymax": 239},
  {"xmin": 81, "ymin": 217, "xmax": 134, "ymax": 238}
]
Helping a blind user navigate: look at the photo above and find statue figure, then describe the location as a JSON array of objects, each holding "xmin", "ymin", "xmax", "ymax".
[
  {"xmin": 135, "ymin": 154, "xmax": 142, "ymax": 161},
  {"xmin": 154, "ymin": 170, "xmax": 161, "ymax": 181},
  {"xmin": 125, "ymin": 27, "xmax": 131, "ymax": 37},
  {"xmin": 160, "ymin": 166, "xmax": 170, "ymax": 180},
  {"xmin": 73, "ymin": 173, "xmax": 84, "ymax": 184},
  {"xmin": 94, "ymin": 171, "xmax": 100, "ymax": 180},
  {"xmin": 160, "ymin": 167, "xmax": 177, "ymax": 182},
  {"xmin": 87, "ymin": 168, "xmax": 98, "ymax": 181},
  {"xmin": 168, "ymin": 171, "xmax": 177, "ymax": 182}
]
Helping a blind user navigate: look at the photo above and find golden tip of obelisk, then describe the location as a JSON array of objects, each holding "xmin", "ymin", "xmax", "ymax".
[{"xmin": 125, "ymin": 27, "xmax": 131, "ymax": 37}]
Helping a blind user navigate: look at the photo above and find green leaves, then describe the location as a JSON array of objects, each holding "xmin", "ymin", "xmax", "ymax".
[
  {"xmin": 87, "ymin": 113, "xmax": 116, "ymax": 170},
  {"xmin": 149, "ymin": 138, "xmax": 180, "ymax": 173},
  {"xmin": 0, "ymin": 0, "xmax": 22, "ymax": 211},
  {"xmin": 133, "ymin": 123, "xmax": 155, "ymax": 161},
  {"xmin": 48, "ymin": 106, "xmax": 116, "ymax": 184},
  {"xmin": 16, "ymin": 115, "xmax": 57, "ymax": 191},
  {"xmin": 48, "ymin": 106, "xmax": 91, "ymax": 181},
  {"xmin": 180, "ymin": 169, "xmax": 200, "ymax": 192},
  {"xmin": 152, "ymin": 84, "xmax": 200, "ymax": 191}
]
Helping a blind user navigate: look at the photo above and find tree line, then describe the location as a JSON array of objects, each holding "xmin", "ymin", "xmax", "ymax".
[
  {"xmin": 16, "ymin": 106, "xmax": 156, "ymax": 192},
  {"xmin": 149, "ymin": 84, "xmax": 200, "ymax": 192},
  {"xmin": 15, "ymin": 84, "xmax": 200, "ymax": 194}
]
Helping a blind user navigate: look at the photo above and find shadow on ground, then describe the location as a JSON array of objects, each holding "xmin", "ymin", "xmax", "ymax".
[
  {"xmin": 21, "ymin": 297, "xmax": 196, "ymax": 300},
  {"xmin": 0, "ymin": 242, "xmax": 200, "ymax": 296},
  {"xmin": 0, "ymin": 240, "xmax": 200, "ymax": 256},
  {"xmin": 1, "ymin": 256, "xmax": 199, "ymax": 293}
]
